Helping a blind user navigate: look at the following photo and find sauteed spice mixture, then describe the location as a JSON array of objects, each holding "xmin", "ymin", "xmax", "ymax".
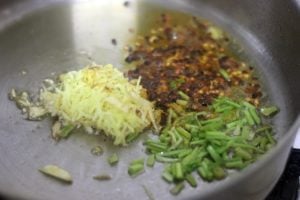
[
  {"xmin": 126, "ymin": 14, "xmax": 278, "ymax": 195},
  {"xmin": 127, "ymin": 15, "xmax": 262, "ymax": 120}
]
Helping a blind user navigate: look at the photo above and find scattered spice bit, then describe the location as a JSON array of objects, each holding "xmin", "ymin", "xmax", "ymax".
[
  {"xmin": 93, "ymin": 174, "xmax": 112, "ymax": 181},
  {"xmin": 91, "ymin": 146, "xmax": 104, "ymax": 156},
  {"xmin": 111, "ymin": 38, "xmax": 117, "ymax": 46},
  {"xmin": 123, "ymin": 1, "xmax": 130, "ymax": 7},
  {"xmin": 39, "ymin": 165, "xmax": 72, "ymax": 183}
]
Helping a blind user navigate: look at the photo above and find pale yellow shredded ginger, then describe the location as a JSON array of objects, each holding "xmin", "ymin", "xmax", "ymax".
[{"xmin": 41, "ymin": 64, "xmax": 160, "ymax": 145}]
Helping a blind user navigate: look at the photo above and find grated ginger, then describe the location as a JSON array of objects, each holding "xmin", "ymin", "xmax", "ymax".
[{"xmin": 40, "ymin": 64, "xmax": 160, "ymax": 145}]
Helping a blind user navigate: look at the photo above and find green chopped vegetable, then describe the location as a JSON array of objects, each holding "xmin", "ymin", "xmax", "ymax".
[
  {"xmin": 175, "ymin": 127, "xmax": 191, "ymax": 140},
  {"xmin": 219, "ymin": 69, "xmax": 230, "ymax": 81},
  {"xmin": 235, "ymin": 147, "xmax": 252, "ymax": 160},
  {"xmin": 130, "ymin": 158, "xmax": 144, "ymax": 165},
  {"xmin": 225, "ymin": 160, "xmax": 244, "ymax": 169},
  {"xmin": 162, "ymin": 171, "xmax": 174, "ymax": 183},
  {"xmin": 207, "ymin": 145, "xmax": 221, "ymax": 163},
  {"xmin": 185, "ymin": 174, "xmax": 197, "ymax": 187},
  {"xmin": 212, "ymin": 166, "xmax": 226, "ymax": 180},
  {"xmin": 59, "ymin": 124, "xmax": 75, "ymax": 138},
  {"xmin": 142, "ymin": 96, "xmax": 277, "ymax": 193},
  {"xmin": 147, "ymin": 155, "xmax": 156, "ymax": 167},
  {"xmin": 176, "ymin": 99, "xmax": 188, "ymax": 107},
  {"xmin": 126, "ymin": 133, "xmax": 140, "ymax": 143},
  {"xmin": 128, "ymin": 159, "xmax": 145, "ymax": 176},
  {"xmin": 260, "ymin": 106, "xmax": 279, "ymax": 117},
  {"xmin": 108, "ymin": 153, "xmax": 119, "ymax": 166},
  {"xmin": 174, "ymin": 162, "xmax": 184, "ymax": 180},
  {"xmin": 170, "ymin": 182, "xmax": 185, "ymax": 195},
  {"xmin": 249, "ymin": 108, "xmax": 261, "ymax": 125},
  {"xmin": 178, "ymin": 91, "xmax": 190, "ymax": 101},
  {"xmin": 128, "ymin": 163, "xmax": 144, "ymax": 177},
  {"xmin": 155, "ymin": 155, "xmax": 179, "ymax": 163}
]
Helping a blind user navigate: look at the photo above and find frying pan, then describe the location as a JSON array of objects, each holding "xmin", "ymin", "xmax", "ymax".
[{"xmin": 0, "ymin": 0, "xmax": 299, "ymax": 199}]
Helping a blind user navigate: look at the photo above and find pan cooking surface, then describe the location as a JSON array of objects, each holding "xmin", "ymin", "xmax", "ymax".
[{"xmin": 0, "ymin": 0, "xmax": 294, "ymax": 199}]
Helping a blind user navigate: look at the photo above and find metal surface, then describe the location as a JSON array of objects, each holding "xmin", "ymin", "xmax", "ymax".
[{"xmin": 0, "ymin": 0, "xmax": 299, "ymax": 200}]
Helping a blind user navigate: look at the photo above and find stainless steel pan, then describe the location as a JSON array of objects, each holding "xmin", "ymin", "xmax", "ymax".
[{"xmin": 0, "ymin": 0, "xmax": 299, "ymax": 199}]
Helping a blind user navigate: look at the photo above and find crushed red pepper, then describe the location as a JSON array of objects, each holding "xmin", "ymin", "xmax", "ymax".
[{"xmin": 126, "ymin": 14, "xmax": 262, "ymax": 121}]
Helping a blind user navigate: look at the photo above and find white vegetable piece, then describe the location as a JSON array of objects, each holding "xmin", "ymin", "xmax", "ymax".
[{"xmin": 39, "ymin": 165, "xmax": 73, "ymax": 183}]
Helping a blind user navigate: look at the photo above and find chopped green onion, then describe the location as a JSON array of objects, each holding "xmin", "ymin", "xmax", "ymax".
[
  {"xmin": 235, "ymin": 147, "xmax": 252, "ymax": 160},
  {"xmin": 224, "ymin": 99, "xmax": 241, "ymax": 108},
  {"xmin": 207, "ymin": 145, "xmax": 222, "ymax": 163},
  {"xmin": 205, "ymin": 131, "xmax": 229, "ymax": 140},
  {"xmin": 128, "ymin": 163, "xmax": 144, "ymax": 176},
  {"xmin": 176, "ymin": 100, "xmax": 188, "ymax": 107},
  {"xmin": 126, "ymin": 133, "xmax": 139, "ymax": 143},
  {"xmin": 185, "ymin": 174, "xmax": 197, "ymax": 187},
  {"xmin": 159, "ymin": 149, "xmax": 187, "ymax": 158},
  {"xmin": 178, "ymin": 149, "xmax": 193, "ymax": 158},
  {"xmin": 140, "ymin": 96, "xmax": 278, "ymax": 192},
  {"xmin": 147, "ymin": 155, "xmax": 155, "ymax": 167},
  {"xmin": 226, "ymin": 120, "xmax": 244, "ymax": 129},
  {"xmin": 174, "ymin": 162, "xmax": 184, "ymax": 180},
  {"xmin": 59, "ymin": 125, "xmax": 75, "ymax": 138},
  {"xmin": 145, "ymin": 140, "xmax": 168, "ymax": 153},
  {"xmin": 265, "ymin": 132, "xmax": 276, "ymax": 145},
  {"xmin": 249, "ymin": 108, "xmax": 261, "ymax": 124},
  {"xmin": 107, "ymin": 153, "xmax": 119, "ymax": 166},
  {"xmin": 190, "ymin": 140, "xmax": 206, "ymax": 146},
  {"xmin": 162, "ymin": 171, "xmax": 174, "ymax": 183},
  {"xmin": 175, "ymin": 127, "xmax": 191, "ymax": 140},
  {"xmin": 219, "ymin": 69, "xmax": 230, "ymax": 81},
  {"xmin": 256, "ymin": 125, "xmax": 272, "ymax": 134},
  {"xmin": 178, "ymin": 91, "xmax": 190, "ymax": 101},
  {"xmin": 197, "ymin": 166, "xmax": 213, "ymax": 181},
  {"xmin": 225, "ymin": 160, "xmax": 244, "ymax": 169},
  {"xmin": 201, "ymin": 117, "xmax": 222, "ymax": 125},
  {"xmin": 260, "ymin": 106, "xmax": 279, "ymax": 117},
  {"xmin": 244, "ymin": 109, "xmax": 255, "ymax": 125},
  {"xmin": 170, "ymin": 182, "xmax": 185, "ymax": 195},
  {"xmin": 242, "ymin": 101, "xmax": 256, "ymax": 109},
  {"xmin": 155, "ymin": 155, "xmax": 179, "ymax": 163},
  {"xmin": 130, "ymin": 158, "xmax": 144, "ymax": 165},
  {"xmin": 212, "ymin": 166, "xmax": 226, "ymax": 180}
]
